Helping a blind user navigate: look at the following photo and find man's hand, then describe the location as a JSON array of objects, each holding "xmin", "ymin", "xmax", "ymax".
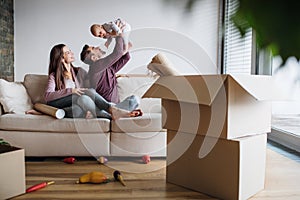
[
  {"xmin": 72, "ymin": 88, "xmax": 87, "ymax": 96},
  {"xmin": 128, "ymin": 42, "xmax": 132, "ymax": 50},
  {"xmin": 119, "ymin": 23, "xmax": 125, "ymax": 32},
  {"xmin": 104, "ymin": 41, "xmax": 110, "ymax": 48},
  {"xmin": 116, "ymin": 19, "xmax": 125, "ymax": 30},
  {"xmin": 115, "ymin": 20, "xmax": 121, "ymax": 27},
  {"xmin": 117, "ymin": 23, "xmax": 126, "ymax": 37}
]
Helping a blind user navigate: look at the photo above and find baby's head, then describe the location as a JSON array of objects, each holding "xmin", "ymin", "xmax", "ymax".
[{"xmin": 90, "ymin": 24, "xmax": 107, "ymax": 38}]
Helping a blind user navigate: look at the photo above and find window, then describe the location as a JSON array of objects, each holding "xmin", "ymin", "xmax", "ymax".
[
  {"xmin": 222, "ymin": 0, "xmax": 299, "ymax": 152},
  {"xmin": 222, "ymin": 0, "xmax": 254, "ymax": 74},
  {"xmin": 270, "ymin": 57, "xmax": 300, "ymax": 152}
]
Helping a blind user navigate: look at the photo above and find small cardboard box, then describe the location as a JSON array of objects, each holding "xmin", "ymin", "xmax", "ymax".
[
  {"xmin": 0, "ymin": 145, "xmax": 26, "ymax": 199},
  {"xmin": 166, "ymin": 130, "xmax": 267, "ymax": 200},
  {"xmin": 143, "ymin": 74, "xmax": 276, "ymax": 139}
]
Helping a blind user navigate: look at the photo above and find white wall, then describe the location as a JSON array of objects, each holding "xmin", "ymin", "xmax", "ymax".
[{"xmin": 14, "ymin": 0, "xmax": 220, "ymax": 81}]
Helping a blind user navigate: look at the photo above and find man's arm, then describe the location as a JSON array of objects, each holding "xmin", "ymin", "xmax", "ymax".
[
  {"xmin": 91, "ymin": 36, "xmax": 125, "ymax": 73},
  {"xmin": 111, "ymin": 52, "xmax": 131, "ymax": 73}
]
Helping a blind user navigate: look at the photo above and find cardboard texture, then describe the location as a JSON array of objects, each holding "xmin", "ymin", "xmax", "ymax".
[
  {"xmin": 166, "ymin": 130, "xmax": 267, "ymax": 200},
  {"xmin": 0, "ymin": 145, "xmax": 26, "ymax": 199},
  {"xmin": 143, "ymin": 74, "xmax": 275, "ymax": 139}
]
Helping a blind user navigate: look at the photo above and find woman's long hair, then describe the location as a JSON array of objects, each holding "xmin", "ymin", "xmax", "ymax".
[
  {"xmin": 48, "ymin": 44, "xmax": 65, "ymax": 90},
  {"xmin": 48, "ymin": 44, "xmax": 69, "ymax": 90},
  {"xmin": 48, "ymin": 44, "xmax": 80, "ymax": 90}
]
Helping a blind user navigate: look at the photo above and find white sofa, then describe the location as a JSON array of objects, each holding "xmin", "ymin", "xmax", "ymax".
[{"xmin": 0, "ymin": 74, "xmax": 166, "ymax": 157}]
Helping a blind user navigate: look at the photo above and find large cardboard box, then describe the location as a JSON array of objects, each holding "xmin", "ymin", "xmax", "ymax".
[
  {"xmin": 0, "ymin": 145, "xmax": 26, "ymax": 199},
  {"xmin": 167, "ymin": 130, "xmax": 267, "ymax": 200},
  {"xmin": 143, "ymin": 74, "xmax": 276, "ymax": 139}
]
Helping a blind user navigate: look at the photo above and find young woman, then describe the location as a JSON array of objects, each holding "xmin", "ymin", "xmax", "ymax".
[{"xmin": 44, "ymin": 43, "xmax": 139, "ymax": 119}]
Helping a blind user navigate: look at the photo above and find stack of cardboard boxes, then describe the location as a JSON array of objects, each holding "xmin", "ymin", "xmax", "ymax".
[{"xmin": 144, "ymin": 74, "xmax": 276, "ymax": 200}]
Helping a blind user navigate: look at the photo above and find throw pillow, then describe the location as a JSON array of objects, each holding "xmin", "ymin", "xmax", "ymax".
[
  {"xmin": 0, "ymin": 79, "xmax": 33, "ymax": 114},
  {"xmin": 117, "ymin": 76, "xmax": 158, "ymax": 101},
  {"xmin": 23, "ymin": 74, "xmax": 48, "ymax": 104},
  {"xmin": 117, "ymin": 75, "xmax": 161, "ymax": 113}
]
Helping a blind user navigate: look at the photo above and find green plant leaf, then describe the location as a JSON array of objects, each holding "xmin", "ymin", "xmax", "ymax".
[{"xmin": 232, "ymin": 0, "xmax": 300, "ymax": 65}]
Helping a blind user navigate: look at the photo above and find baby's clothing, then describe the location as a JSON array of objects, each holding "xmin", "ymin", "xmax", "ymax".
[
  {"xmin": 102, "ymin": 18, "xmax": 131, "ymax": 49},
  {"xmin": 102, "ymin": 18, "xmax": 131, "ymax": 36}
]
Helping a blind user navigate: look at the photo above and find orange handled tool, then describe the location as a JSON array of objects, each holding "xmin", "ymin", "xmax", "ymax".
[{"xmin": 26, "ymin": 181, "xmax": 55, "ymax": 193}]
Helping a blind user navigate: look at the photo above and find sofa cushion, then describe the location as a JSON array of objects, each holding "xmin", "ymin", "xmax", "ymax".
[
  {"xmin": 111, "ymin": 113, "xmax": 163, "ymax": 132},
  {"xmin": 137, "ymin": 98, "xmax": 161, "ymax": 113},
  {"xmin": 117, "ymin": 76, "xmax": 161, "ymax": 113},
  {"xmin": 110, "ymin": 131, "xmax": 166, "ymax": 156},
  {"xmin": 0, "ymin": 131, "xmax": 111, "ymax": 157},
  {"xmin": 0, "ymin": 79, "xmax": 33, "ymax": 114},
  {"xmin": 0, "ymin": 114, "xmax": 110, "ymax": 133},
  {"xmin": 23, "ymin": 74, "xmax": 48, "ymax": 104}
]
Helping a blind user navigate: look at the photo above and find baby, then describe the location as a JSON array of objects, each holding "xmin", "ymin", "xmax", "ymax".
[{"xmin": 90, "ymin": 18, "xmax": 131, "ymax": 51}]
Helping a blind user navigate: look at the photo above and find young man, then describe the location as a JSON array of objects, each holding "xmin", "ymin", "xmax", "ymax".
[{"xmin": 80, "ymin": 36, "xmax": 140, "ymax": 112}]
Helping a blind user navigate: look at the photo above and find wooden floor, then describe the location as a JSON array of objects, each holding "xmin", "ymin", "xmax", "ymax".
[{"xmin": 12, "ymin": 142, "xmax": 300, "ymax": 200}]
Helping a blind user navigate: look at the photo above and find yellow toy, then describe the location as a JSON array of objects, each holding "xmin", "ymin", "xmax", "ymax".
[{"xmin": 76, "ymin": 171, "xmax": 109, "ymax": 184}]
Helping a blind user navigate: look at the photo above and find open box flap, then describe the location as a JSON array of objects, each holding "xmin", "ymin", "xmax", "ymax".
[
  {"xmin": 229, "ymin": 74, "xmax": 285, "ymax": 101},
  {"xmin": 142, "ymin": 75, "xmax": 227, "ymax": 105},
  {"xmin": 143, "ymin": 74, "xmax": 285, "ymax": 104}
]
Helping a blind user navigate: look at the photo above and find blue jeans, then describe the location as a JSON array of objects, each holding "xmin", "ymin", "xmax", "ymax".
[
  {"xmin": 78, "ymin": 89, "xmax": 112, "ymax": 119},
  {"xmin": 47, "ymin": 94, "xmax": 84, "ymax": 118},
  {"xmin": 47, "ymin": 89, "xmax": 140, "ymax": 119},
  {"xmin": 47, "ymin": 89, "xmax": 112, "ymax": 118},
  {"xmin": 115, "ymin": 95, "xmax": 140, "ymax": 111},
  {"xmin": 82, "ymin": 89, "xmax": 140, "ymax": 118}
]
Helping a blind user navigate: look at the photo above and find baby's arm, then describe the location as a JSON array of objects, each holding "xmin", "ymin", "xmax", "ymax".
[{"xmin": 105, "ymin": 36, "xmax": 113, "ymax": 48}]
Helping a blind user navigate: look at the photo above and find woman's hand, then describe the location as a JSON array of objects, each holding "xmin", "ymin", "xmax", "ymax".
[{"xmin": 72, "ymin": 88, "xmax": 87, "ymax": 96}]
